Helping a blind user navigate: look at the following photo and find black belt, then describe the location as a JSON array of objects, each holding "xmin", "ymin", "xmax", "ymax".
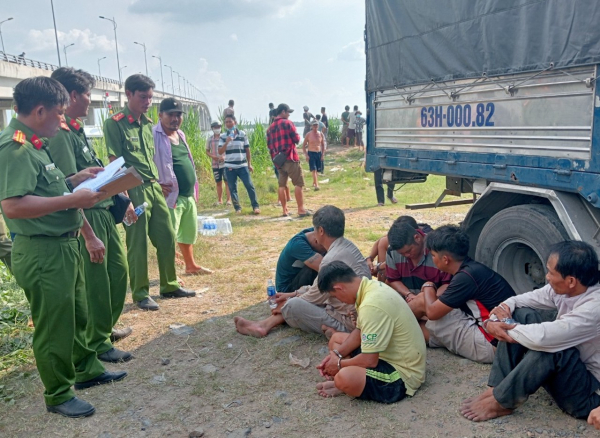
[
  {"xmin": 143, "ymin": 179, "xmax": 157, "ymax": 184},
  {"xmin": 29, "ymin": 230, "xmax": 80, "ymax": 239}
]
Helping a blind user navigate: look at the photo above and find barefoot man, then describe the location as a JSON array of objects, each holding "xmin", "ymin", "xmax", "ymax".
[
  {"xmin": 234, "ymin": 205, "xmax": 369, "ymax": 338},
  {"xmin": 302, "ymin": 120, "xmax": 325, "ymax": 191},
  {"xmin": 461, "ymin": 241, "xmax": 600, "ymax": 422},
  {"xmin": 315, "ymin": 261, "xmax": 426, "ymax": 402}
]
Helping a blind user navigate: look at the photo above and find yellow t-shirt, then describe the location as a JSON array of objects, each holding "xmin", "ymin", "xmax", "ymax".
[{"xmin": 356, "ymin": 277, "xmax": 426, "ymax": 396}]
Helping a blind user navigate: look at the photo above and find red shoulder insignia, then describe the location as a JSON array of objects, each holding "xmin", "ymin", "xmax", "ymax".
[
  {"xmin": 12, "ymin": 130, "xmax": 25, "ymax": 145},
  {"xmin": 127, "ymin": 115, "xmax": 135, "ymax": 124},
  {"xmin": 69, "ymin": 118, "xmax": 81, "ymax": 131},
  {"xmin": 30, "ymin": 135, "xmax": 43, "ymax": 150},
  {"xmin": 60, "ymin": 121, "xmax": 70, "ymax": 131},
  {"xmin": 112, "ymin": 113, "xmax": 125, "ymax": 121}
]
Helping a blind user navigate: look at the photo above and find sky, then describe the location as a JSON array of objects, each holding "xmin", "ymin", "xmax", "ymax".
[{"xmin": 1, "ymin": 0, "xmax": 367, "ymax": 121}]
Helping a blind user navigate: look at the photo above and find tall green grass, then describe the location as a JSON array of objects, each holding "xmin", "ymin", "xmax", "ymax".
[{"xmin": 327, "ymin": 117, "xmax": 341, "ymax": 144}]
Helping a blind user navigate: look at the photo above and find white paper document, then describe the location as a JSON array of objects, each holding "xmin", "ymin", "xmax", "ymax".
[{"xmin": 73, "ymin": 157, "xmax": 125, "ymax": 192}]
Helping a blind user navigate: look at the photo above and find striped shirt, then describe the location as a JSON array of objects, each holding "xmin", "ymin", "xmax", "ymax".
[
  {"xmin": 219, "ymin": 129, "xmax": 249, "ymax": 169},
  {"xmin": 386, "ymin": 247, "xmax": 452, "ymax": 294}
]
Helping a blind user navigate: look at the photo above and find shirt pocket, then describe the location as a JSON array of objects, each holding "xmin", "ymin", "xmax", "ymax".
[
  {"xmin": 42, "ymin": 166, "xmax": 64, "ymax": 186},
  {"xmin": 125, "ymin": 133, "xmax": 141, "ymax": 152},
  {"xmin": 81, "ymin": 145, "xmax": 95, "ymax": 164}
]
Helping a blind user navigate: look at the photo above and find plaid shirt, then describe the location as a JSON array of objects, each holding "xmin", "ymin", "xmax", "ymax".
[{"xmin": 267, "ymin": 117, "xmax": 300, "ymax": 162}]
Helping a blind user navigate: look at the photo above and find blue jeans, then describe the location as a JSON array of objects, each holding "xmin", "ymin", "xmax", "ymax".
[{"xmin": 226, "ymin": 167, "xmax": 259, "ymax": 211}]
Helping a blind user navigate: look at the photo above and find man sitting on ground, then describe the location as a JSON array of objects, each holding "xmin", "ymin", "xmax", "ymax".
[
  {"xmin": 234, "ymin": 205, "xmax": 370, "ymax": 338},
  {"xmin": 366, "ymin": 216, "xmax": 432, "ymax": 281},
  {"xmin": 275, "ymin": 227, "xmax": 327, "ymax": 293},
  {"xmin": 417, "ymin": 225, "xmax": 515, "ymax": 363},
  {"xmin": 315, "ymin": 261, "xmax": 426, "ymax": 403},
  {"xmin": 461, "ymin": 240, "xmax": 600, "ymax": 422},
  {"xmin": 386, "ymin": 221, "xmax": 452, "ymax": 315}
]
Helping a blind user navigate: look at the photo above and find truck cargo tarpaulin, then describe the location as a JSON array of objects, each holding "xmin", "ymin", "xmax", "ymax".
[{"xmin": 366, "ymin": 0, "xmax": 600, "ymax": 92}]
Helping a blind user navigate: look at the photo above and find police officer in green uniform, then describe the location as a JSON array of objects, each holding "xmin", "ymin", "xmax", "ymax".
[
  {"xmin": 0, "ymin": 216, "xmax": 12, "ymax": 273},
  {"xmin": 0, "ymin": 77, "xmax": 127, "ymax": 418},
  {"xmin": 48, "ymin": 67, "xmax": 132, "ymax": 363},
  {"xmin": 103, "ymin": 74, "xmax": 195, "ymax": 311}
]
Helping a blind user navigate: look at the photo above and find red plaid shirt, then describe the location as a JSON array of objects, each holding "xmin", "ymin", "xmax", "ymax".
[{"xmin": 267, "ymin": 117, "xmax": 300, "ymax": 162}]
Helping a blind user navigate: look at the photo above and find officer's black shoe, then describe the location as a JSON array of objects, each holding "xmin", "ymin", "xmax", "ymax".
[
  {"xmin": 74, "ymin": 371, "xmax": 127, "ymax": 390},
  {"xmin": 98, "ymin": 347, "xmax": 134, "ymax": 363},
  {"xmin": 46, "ymin": 397, "xmax": 95, "ymax": 418},
  {"xmin": 160, "ymin": 288, "xmax": 196, "ymax": 299},
  {"xmin": 110, "ymin": 327, "xmax": 132, "ymax": 343},
  {"xmin": 136, "ymin": 297, "xmax": 159, "ymax": 311}
]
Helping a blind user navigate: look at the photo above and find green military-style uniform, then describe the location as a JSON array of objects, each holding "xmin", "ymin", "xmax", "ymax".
[
  {"xmin": 0, "ymin": 118, "xmax": 105, "ymax": 406},
  {"xmin": 103, "ymin": 106, "xmax": 179, "ymax": 302},
  {"xmin": 47, "ymin": 116, "xmax": 128, "ymax": 355}
]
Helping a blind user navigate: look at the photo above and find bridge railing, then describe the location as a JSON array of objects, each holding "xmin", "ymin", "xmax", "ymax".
[
  {"xmin": 1, "ymin": 53, "xmax": 122, "ymax": 86},
  {"xmin": 0, "ymin": 53, "xmax": 208, "ymax": 105}
]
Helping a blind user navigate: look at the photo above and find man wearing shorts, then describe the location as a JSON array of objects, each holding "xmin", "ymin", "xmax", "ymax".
[
  {"xmin": 154, "ymin": 97, "xmax": 213, "ymax": 275},
  {"xmin": 316, "ymin": 261, "xmax": 426, "ymax": 403},
  {"xmin": 421, "ymin": 225, "xmax": 515, "ymax": 363},
  {"xmin": 206, "ymin": 121, "xmax": 231, "ymax": 205},
  {"xmin": 345, "ymin": 105, "xmax": 358, "ymax": 147},
  {"xmin": 267, "ymin": 103, "xmax": 309, "ymax": 217},
  {"xmin": 302, "ymin": 120, "xmax": 325, "ymax": 191},
  {"xmin": 355, "ymin": 111, "xmax": 366, "ymax": 151},
  {"xmin": 340, "ymin": 105, "xmax": 350, "ymax": 145}
]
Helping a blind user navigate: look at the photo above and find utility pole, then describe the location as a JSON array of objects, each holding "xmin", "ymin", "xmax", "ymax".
[
  {"xmin": 63, "ymin": 43, "xmax": 74, "ymax": 66},
  {"xmin": 164, "ymin": 64, "xmax": 175, "ymax": 96},
  {"xmin": 0, "ymin": 17, "xmax": 14, "ymax": 55},
  {"xmin": 98, "ymin": 56, "xmax": 106, "ymax": 78},
  {"xmin": 99, "ymin": 16, "xmax": 122, "ymax": 84},
  {"xmin": 152, "ymin": 55, "xmax": 164, "ymax": 92},
  {"xmin": 133, "ymin": 41, "xmax": 148, "ymax": 76},
  {"xmin": 174, "ymin": 71, "xmax": 181, "ymax": 96},
  {"xmin": 50, "ymin": 0, "xmax": 61, "ymax": 66}
]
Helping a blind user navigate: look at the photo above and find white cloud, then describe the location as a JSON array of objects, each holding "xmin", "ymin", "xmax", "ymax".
[
  {"xmin": 129, "ymin": 0, "xmax": 302, "ymax": 24},
  {"xmin": 230, "ymin": 33, "xmax": 238, "ymax": 42},
  {"xmin": 26, "ymin": 28, "xmax": 120, "ymax": 53},
  {"xmin": 328, "ymin": 40, "xmax": 365, "ymax": 63},
  {"xmin": 196, "ymin": 58, "xmax": 227, "ymax": 94}
]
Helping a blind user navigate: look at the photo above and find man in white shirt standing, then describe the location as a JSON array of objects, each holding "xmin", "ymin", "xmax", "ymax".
[
  {"xmin": 461, "ymin": 240, "xmax": 600, "ymax": 423},
  {"xmin": 345, "ymin": 105, "xmax": 358, "ymax": 147}
]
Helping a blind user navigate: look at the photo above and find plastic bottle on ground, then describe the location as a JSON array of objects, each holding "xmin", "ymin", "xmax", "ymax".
[{"xmin": 267, "ymin": 279, "xmax": 277, "ymax": 309}]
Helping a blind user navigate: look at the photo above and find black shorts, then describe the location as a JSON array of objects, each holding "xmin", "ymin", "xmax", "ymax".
[
  {"xmin": 308, "ymin": 151, "xmax": 321, "ymax": 171},
  {"xmin": 359, "ymin": 359, "xmax": 407, "ymax": 404},
  {"xmin": 212, "ymin": 168, "xmax": 226, "ymax": 182}
]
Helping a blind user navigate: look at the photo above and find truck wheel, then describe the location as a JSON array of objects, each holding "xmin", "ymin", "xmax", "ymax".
[{"xmin": 475, "ymin": 205, "xmax": 568, "ymax": 294}]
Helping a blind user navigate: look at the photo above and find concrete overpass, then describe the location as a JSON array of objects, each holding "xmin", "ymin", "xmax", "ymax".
[{"xmin": 0, "ymin": 53, "xmax": 212, "ymax": 130}]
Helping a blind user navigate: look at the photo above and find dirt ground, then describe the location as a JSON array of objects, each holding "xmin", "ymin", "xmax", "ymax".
[{"xmin": 0, "ymin": 148, "xmax": 595, "ymax": 437}]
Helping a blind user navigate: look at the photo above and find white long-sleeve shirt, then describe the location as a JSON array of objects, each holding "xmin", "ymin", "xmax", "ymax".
[{"xmin": 503, "ymin": 283, "xmax": 600, "ymax": 381}]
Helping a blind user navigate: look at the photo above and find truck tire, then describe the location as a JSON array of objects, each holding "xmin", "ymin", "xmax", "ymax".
[{"xmin": 475, "ymin": 204, "xmax": 569, "ymax": 294}]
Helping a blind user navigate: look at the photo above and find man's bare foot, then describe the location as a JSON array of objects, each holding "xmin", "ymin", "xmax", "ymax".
[
  {"xmin": 316, "ymin": 380, "xmax": 344, "ymax": 398},
  {"xmin": 177, "ymin": 276, "xmax": 186, "ymax": 287},
  {"xmin": 234, "ymin": 316, "xmax": 268, "ymax": 338},
  {"xmin": 186, "ymin": 266, "xmax": 214, "ymax": 275},
  {"xmin": 460, "ymin": 388, "xmax": 512, "ymax": 422},
  {"xmin": 321, "ymin": 324, "xmax": 337, "ymax": 340}
]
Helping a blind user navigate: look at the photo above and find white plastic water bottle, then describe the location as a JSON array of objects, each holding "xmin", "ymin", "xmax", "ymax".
[
  {"xmin": 267, "ymin": 279, "xmax": 277, "ymax": 309},
  {"xmin": 123, "ymin": 202, "xmax": 148, "ymax": 226}
]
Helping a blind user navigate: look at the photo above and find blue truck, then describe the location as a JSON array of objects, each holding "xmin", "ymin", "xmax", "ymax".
[{"xmin": 364, "ymin": 0, "xmax": 600, "ymax": 292}]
